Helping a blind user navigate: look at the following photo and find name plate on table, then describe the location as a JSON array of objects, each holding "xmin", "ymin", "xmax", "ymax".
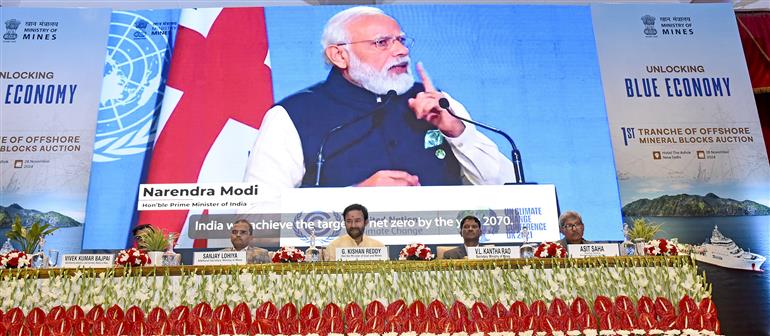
[
  {"xmin": 568, "ymin": 243, "xmax": 620, "ymax": 258},
  {"xmin": 193, "ymin": 251, "xmax": 247, "ymax": 265},
  {"xmin": 336, "ymin": 247, "xmax": 389, "ymax": 261},
  {"xmin": 467, "ymin": 246, "xmax": 520, "ymax": 259},
  {"xmin": 61, "ymin": 254, "xmax": 114, "ymax": 268}
]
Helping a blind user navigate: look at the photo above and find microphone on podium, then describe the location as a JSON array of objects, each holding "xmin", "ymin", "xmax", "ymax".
[
  {"xmin": 438, "ymin": 97, "xmax": 526, "ymax": 184},
  {"xmin": 314, "ymin": 90, "xmax": 398, "ymax": 186}
]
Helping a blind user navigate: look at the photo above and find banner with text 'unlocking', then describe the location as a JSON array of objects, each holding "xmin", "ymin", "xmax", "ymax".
[
  {"xmin": 593, "ymin": 4, "xmax": 770, "ymax": 268},
  {"xmin": 0, "ymin": 8, "xmax": 110, "ymax": 256},
  {"xmin": 593, "ymin": 4, "xmax": 769, "ymax": 210}
]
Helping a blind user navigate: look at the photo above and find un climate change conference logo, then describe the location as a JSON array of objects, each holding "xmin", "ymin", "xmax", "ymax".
[
  {"xmin": 93, "ymin": 12, "xmax": 172, "ymax": 162},
  {"xmin": 292, "ymin": 211, "xmax": 343, "ymax": 246}
]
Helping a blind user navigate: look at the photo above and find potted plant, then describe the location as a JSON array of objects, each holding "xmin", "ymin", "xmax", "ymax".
[
  {"xmin": 5, "ymin": 216, "xmax": 58, "ymax": 255},
  {"xmin": 627, "ymin": 218, "xmax": 663, "ymax": 255},
  {"xmin": 136, "ymin": 227, "xmax": 172, "ymax": 266},
  {"xmin": 627, "ymin": 218, "xmax": 663, "ymax": 240}
]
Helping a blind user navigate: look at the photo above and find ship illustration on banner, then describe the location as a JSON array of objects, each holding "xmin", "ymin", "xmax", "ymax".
[{"xmin": 693, "ymin": 225, "xmax": 766, "ymax": 272}]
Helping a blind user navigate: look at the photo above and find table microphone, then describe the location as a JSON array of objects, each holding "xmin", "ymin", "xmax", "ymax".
[
  {"xmin": 438, "ymin": 97, "xmax": 526, "ymax": 184},
  {"xmin": 314, "ymin": 90, "xmax": 398, "ymax": 186}
]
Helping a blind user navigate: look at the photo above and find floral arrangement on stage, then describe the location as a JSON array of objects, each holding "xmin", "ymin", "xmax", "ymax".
[
  {"xmin": 135, "ymin": 227, "xmax": 174, "ymax": 252},
  {"xmin": 0, "ymin": 257, "xmax": 710, "ymax": 313},
  {"xmin": 644, "ymin": 239, "xmax": 679, "ymax": 256},
  {"xmin": 399, "ymin": 243, "xmax": 435, "ymax": 261},
  {"xmin": 627, "ymin": 218, "xmax": 663, "ymax": 242},
  {"xmin": 534, "ymin": 241, "xmax": 567, "ymax": 258},
  {"xmin": 0, "ymin": 295, "xmax": 721, "ymax": 335},
  {"xmin": 115, "ymin": 247, "xmax": 150, "ymax": 267},
  {"xmin": 0, "ymin": 250, "xmax": 31, "ymax": 269},
  {"xmin": 0, "ymin": 256, "xmax": 718, "ymax": 335},
  {"xmin": 5, "ymin": 216, "xmax": 58, "ymax": 254},
  {"xmin": 271, "ymin": 246, "xmax": 305, "ymax": 263}
]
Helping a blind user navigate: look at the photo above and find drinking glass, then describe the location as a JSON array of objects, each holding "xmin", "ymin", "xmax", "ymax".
[{"xmin": 48, "ymin": 249, "xmax": 60, "ymax": 267}]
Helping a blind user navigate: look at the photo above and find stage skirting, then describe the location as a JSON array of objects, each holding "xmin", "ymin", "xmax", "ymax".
[{"xmin": 0, "ymin": 256, "xmax": 721, "ymax": 335}]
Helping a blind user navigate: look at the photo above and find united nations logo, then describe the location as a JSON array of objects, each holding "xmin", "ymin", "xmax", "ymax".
[
  {"xmin": 4, "ymin": 19, "xmax": 20, "ymax": 41},
  {"xmin": 292, "ymin": 211, "xmax": 343, "ymax": 246},
  {"xmin": 93, "ymin": 12, "xmax": 173, "ymax": 162},
  {"xmin": 641, "ymin": 15, "xmax": 657, "ymax": 36}
]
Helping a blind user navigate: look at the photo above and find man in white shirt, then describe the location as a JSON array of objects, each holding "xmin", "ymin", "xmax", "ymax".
[
  {"xmin": 324, "ymin": 203, "xmax": 384, "ymax": 261},
  {"xmin": 244, "ymin": 6, "xmax": 514, "ymax": 189}
]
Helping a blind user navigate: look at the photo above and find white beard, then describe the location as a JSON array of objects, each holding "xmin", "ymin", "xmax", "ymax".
[{"xmin": 347, "ymin": 53, "xmax": 415, "ymax": 95}]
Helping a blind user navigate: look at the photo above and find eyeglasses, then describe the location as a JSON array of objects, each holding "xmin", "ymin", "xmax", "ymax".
[
  {"xmin": 337, "ymin": 35, "xmax": 414, "ymax": 50},
  {"xmin": 562, "ymin": 223, "xmax": 584, "ymax": 231},
  {"xmin": 345, "ymin": 218, "xmax": 366, "ymax": 225}
]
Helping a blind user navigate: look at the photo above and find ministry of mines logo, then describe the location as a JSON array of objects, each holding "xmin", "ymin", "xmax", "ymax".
[
  {"xmin": 4, "ymin": 19, "xmax": 20, "ymax": 41},
  {"xmin": 641, "ymin": 15, "xmax": 657, "ymax": 37}
]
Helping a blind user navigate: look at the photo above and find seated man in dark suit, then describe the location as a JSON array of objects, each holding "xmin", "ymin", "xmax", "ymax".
[
  {"xmin": 220, "ymin": 219, "xmax": 270, "ymax": 264},
  {"xmin": 557, "ymin": 211, "xmax": 592, "ymax": 249},
  {"xmin": 444, "ymin": 215, "xmax": 481, "ymax": 259}
]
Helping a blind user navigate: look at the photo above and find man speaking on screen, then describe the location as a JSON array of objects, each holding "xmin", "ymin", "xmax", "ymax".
[{"xmin": 244, "ymin": 6, "xmax": 513, "ymax": 188}]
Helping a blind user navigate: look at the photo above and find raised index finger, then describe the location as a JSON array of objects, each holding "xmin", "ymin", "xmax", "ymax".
[{"xmin": 416, "ymin": 62, "xmax": 436, "ymax": 92}]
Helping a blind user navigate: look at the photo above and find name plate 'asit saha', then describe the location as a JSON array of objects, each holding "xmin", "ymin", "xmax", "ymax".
[{"xmin": 568, "ymin": 243, "xmax": 620, "ymax": 258}]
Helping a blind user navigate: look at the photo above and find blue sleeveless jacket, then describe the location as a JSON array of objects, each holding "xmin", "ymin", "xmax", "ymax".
[{"xmin": 280, "ymin": 68, "xmax": 463, "ymax": 187}]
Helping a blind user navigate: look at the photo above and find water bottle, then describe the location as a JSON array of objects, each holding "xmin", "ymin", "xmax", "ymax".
[
  {"xmin": 0, "ymin": 239, "xmax": 13, "ymax": 254},
  {"xmin": 162, "ymin": 234, "xmax": 180, "ymax": 266},
  {"xmin": 305, "ymin": 229, "xmax": 320, "ymax": 262},
  {"xmin": 519, "ymin": 226, "xmax": 534, "ymax": 258}
]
